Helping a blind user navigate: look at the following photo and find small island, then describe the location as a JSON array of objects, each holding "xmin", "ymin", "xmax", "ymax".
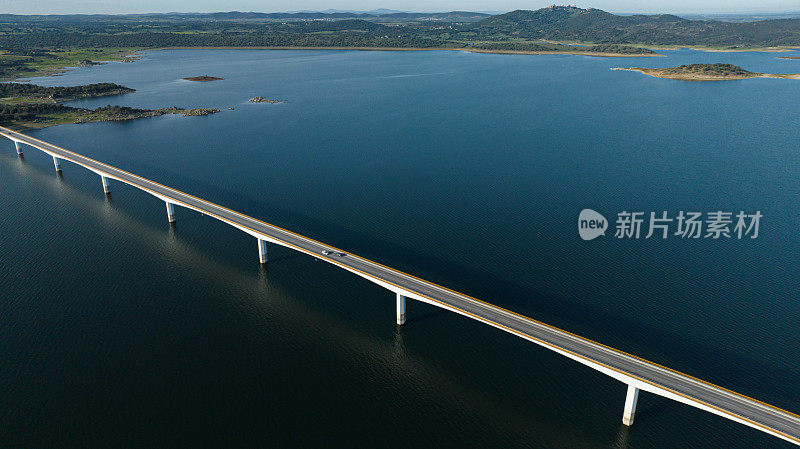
[
  {"xmin": 0, "ymin": 82, "xmax": 219, "ymax": 130},
  {"xmin": 612, "ymin": 63, "xmax": 800, "ymax": 81},
  {"xmin": 249, "ymin": 96, "xmax": 281, "ymax": 103},
  {"xmin": 777, "ymin": 56, "xmax": 800, "ymax": 60},
  {"xmin": 182, "ymin": 75, "xmax": 223, "ymax": 81}
]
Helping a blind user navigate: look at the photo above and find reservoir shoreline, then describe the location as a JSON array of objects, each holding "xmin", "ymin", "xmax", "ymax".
[{"xmin": 153, "ymin": 45, "xmax": 663, "ymax": 57}]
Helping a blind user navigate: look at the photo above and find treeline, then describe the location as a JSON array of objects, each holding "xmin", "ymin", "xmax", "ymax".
[
  {"xmin": 661, "ymin": 63, "xmax": 755, "ymax": 75},
  {"xmin": 0, "ymin": 103, "xmax": 73, "ymax": 122},
  {"xmin": 0, "ymin": 27, "xmax": 652, "ymax": 54},
  {"xmin": 280, "ymin": 19, "xmax": 391, "ymax": 33},
  {"xmin": 470, "ymin": 41, "xmax": 655, "ymax": 54},
  {"xmin": 0, "ymin": 82, "xmax": 134, "ymax": 100},
  {"xmin": 0, "ymin": 31, "xmax": 445, "ymax": 50},
  {"xmin": 90, "ymin": 105, "xmax": 150, "ymax": 116},
  {"xmin": 0, "ymin": 58, "xmax": 33, "ymax": 76},
  {"xmin": 583, "ymin": 44, "xmax": 655, "ymax": 54}
]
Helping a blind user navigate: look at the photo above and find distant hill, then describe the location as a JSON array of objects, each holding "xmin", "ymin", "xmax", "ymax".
[
  {"xmin": 206, "ymin": 10, "xmax": 492, "ymax": 21},
  {"xmin": 380, "ymin": 11, "xmax": 492, "ymax": 20},
  {"xmin": 206, "ymin": 11, "xmax": 373, "ymax": 20},
  {"xmin": 308, "ymin": 9, "xmax": 405, "ymax": 15},
  {"xmin": 363, "ymin": 9, "xmax": 405, "ymax": 15},
  {"xmin": 681, "ymin": 11, "xmax": 800, "ymax": 22},
  {"xmin": 470, "ymin": 5, "xmax": 800, "ymax": 46},
  {"xmin": 0, "ymin": 10, "xmax": 491, "ymax": 23}
]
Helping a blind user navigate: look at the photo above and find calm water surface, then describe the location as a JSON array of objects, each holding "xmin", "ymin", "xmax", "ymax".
[{"xmin": 2, "ymin": 48, "xmax": 799, "ymax": 448}]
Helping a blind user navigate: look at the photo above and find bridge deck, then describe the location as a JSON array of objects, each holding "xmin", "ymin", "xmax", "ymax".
[{"xmin": 3, "ymin": 126, "xmax": 798, "ymax": 445}]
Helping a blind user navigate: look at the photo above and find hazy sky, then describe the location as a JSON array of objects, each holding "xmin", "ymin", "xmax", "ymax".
[{"xmin": 2, "ymin": 0, "xmax": 799, "ymax": 15}]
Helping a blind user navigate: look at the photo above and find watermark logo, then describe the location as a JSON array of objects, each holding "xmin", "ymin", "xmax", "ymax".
[
  {"xmin": 579, "ymin": 209, "xmax": 762, "ymax": 240},
  {"xmin": 578, "ymin": 209, "xmax": 608, "ymax": 240}
]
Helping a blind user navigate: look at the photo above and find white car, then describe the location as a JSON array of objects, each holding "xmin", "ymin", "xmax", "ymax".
[{"xmin": 321, "ymin": 250, "xmax": 333, "ymax": 255}]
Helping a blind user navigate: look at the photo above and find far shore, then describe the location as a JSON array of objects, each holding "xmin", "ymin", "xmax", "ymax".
[
  {"xmin": 155, "ymin": 44, "xmax": 800, "ymax": 55},
  {"xmin": 653, "ymin": 45, "xmax": 800, "ymax": 53},
  {"xmin": 542, "ymin": 40, "xmax": 800, "ymax": 53},
  {"xmin": 154, "ymin": 46, "xmax": 663, "ymax": 58}
]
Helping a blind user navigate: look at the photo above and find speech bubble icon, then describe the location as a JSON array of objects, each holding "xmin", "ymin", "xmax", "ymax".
[{"xmin": 578, "ymin": 209, "xmax": 608, "ymax": 241}]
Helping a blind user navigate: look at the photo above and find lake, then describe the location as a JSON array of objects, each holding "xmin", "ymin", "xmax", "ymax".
[{"xmin": 2, "ymin": 48, "xmax": 799, "ymax": 448}]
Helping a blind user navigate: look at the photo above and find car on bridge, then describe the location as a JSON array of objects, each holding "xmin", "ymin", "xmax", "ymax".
[{"xmin": 321, "ymin": 250, "xmax": 347, "ymax": 257}]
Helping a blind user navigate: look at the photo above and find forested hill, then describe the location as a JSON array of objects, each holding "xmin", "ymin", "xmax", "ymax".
[{"xmin": 470, "ymin": 6, "xmax": 800, "ymax": 47}]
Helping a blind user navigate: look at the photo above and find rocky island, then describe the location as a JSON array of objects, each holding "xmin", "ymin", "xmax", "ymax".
[
  {"xmin": 249, "ymin": 96, "xmax": 281, "ymax": 103},
  {"xmin": 0, "ymin": 82, "xmax": 219, "ymax": 130},
  {"xmin": 182, "ymin": 75, "xmax": 223, "ymax": 81},
  {"xmin": 612, "ymin": 63, "xmax": 800, "ymax": 81}
]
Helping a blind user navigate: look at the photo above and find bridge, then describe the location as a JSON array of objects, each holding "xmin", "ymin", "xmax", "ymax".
[{"xmin": 3, "ymin": 126, "xmax": 799, "ymax": 446}]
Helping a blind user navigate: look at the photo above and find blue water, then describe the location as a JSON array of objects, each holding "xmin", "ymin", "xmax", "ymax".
[{"xmin": 2, "ymin": 48, "xmax": 799, "ymax": 448}]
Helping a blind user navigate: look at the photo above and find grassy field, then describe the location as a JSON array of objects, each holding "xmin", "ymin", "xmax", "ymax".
[
  {"xmin": 22, "ymin": 110, "xmax": 86, "ymax": 128},
  {"xmin": 0, "ymin": 96, "xmax": 54, "ymax": 105},
  {"xmin": 0, "ymin": 48, "xmax": 144, "ymax": 81},
  {"xmin": 2, "ymin": 106, "xmax": 219, "ymax": 131}
]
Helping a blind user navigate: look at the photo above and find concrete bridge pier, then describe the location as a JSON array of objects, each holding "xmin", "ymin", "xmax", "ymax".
[
  {"xmin": 165, "ymin": 201, "xmax": 176, "ymax": 223},
  {"xmin": 52, "ymin": 156, "xmax": 62, "ymax": 172},
  {"xmin": 101, "ymin": 176, "xmax": 111, "ymax": 194},
  {"xmin": 14, "ymin": 141, "xmax": 22, "ymax": 155},
  {"xmin": 396, "ymin": 293, "xmax": 406, "ymax": 325},
  {"xmin": 258, "ymin": 238, "xmax": 268, "ymax": 264},
  {"xmin": 622, "ymin": 384, "xmax": 640, "ymax": 426}
]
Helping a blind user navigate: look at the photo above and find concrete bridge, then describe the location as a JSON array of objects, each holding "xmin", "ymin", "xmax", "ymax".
[{"xmin": 3, "ymin": 126, "xmax": 799, "ymax": 446}]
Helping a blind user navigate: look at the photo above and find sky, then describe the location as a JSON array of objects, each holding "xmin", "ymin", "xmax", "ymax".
[{"xmin": 2, "ymin": 0, "xmax": 799, "ymax": 15}]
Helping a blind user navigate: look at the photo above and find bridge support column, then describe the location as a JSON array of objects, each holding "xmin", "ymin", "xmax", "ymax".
[
  {"xmin": 52, "ymin": 156, "xmax": 62, "ymax": 172},
  {"xmin": 165, "ymin": 201, "xmax": 176, "ymax": 223},
  {"xmin": 258, "ymin": 238, "xmax": 268, "ymax": 264},
  {"xmin": 396, "ymin": 293, "xmax": 406, "ymax": 325},
  {"xmin": 101, "ymin": 176, "xmax": 110, "ymax": 194},
  {"xmin": 14, "ymin": 141, "xmax": 22, "ymax": 155},
  {"xmin": 622, "ymin": 384, "xmax": 640, "ymax": 426}
]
